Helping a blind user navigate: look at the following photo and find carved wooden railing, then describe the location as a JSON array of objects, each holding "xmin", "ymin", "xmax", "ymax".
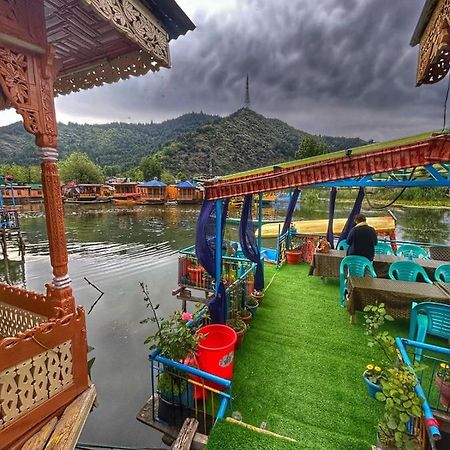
[{"xmin": 0, "ymin": 284, "xmax": 89, "ymax": 450}]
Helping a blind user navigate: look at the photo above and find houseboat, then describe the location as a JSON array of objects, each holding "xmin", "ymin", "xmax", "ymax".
[
  {"xmin": 63, "ymin": 183, "xmax": 113, "ymax": 204},
  {"xmin": 136, "ymin": 180, "xmax": 167, "ymax": 205},
  {"xmin": 108, "ymin": 181, "xmax": 140, "ymax": 204},
  {"xmin": 174, "ymin": 180, "xmax": 203, "ymax": 204}
]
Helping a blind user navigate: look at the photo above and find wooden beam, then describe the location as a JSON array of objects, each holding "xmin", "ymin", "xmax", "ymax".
[
  {"xmin": 0, "ymin": 32, "xmax": 46, "ymax": 54},
  {"xmin": 21, "ymin": 417, "xmax": 58, "ymax": 450},
  {"xmin": 171, "ymin": 418, "xmax": 199, "ymax": 450},
  {"xmin": 44, "ymin": 384, "xmax": 96, "ymax": 450}
]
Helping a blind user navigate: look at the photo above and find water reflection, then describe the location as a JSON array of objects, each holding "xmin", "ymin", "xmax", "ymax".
[{"xmin": 5, "ymin": 202, "xmax": 449, "ymax": 447}]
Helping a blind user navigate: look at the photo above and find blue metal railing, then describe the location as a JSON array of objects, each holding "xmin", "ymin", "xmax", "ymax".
[
  {"xmin": 395, "ymin": 338, "xmax": 450, "ymax": 445},
  {"xmin": 148, "ymin": 349, "xmax": 232, "ymax": 434}
]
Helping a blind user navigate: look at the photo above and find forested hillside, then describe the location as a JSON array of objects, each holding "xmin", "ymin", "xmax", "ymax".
[
  {"xmin": 0, "ymin": 109, "xmax": 367, "ymax": 177},
  {"xmin": 156, "ymin": 108, "xmax": 368, "ymax": 176},
  {"xmin": 0, "ymin": 112, "xmax": 219, "ymax": 169}
]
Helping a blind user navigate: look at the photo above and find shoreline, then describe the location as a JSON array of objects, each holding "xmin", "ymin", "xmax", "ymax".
[{"xmin": 317, "ymin": 197, "xmax": 450, "ymax": 210}]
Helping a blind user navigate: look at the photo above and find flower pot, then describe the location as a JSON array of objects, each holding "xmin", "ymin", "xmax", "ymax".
[
  {"xmin": 187, "ymin": 267, "xmax": 204, "ymax": 286},
  {"xmin": 245, "ymin": 301, "xmax": 258, "ymax": 317},
  {"xmin": 363, "ymin": 372, "xmax": 382, "ymax": 398},
  {"xmin": 238, "ymin": 310, "xmax": 252, "ymax": 325},
  {"xmin": 435, "ymin": 374, "xmax": 450, "ymax": 408},
  {"xmin": 251, "ymin": 291, "xmax": 264, "ymax": 305},
  {"xmin": 286, "ymin": 250, "xmax": 301, "ymax": 264},
  {"xmin": 227, "ymin": 320, "xmax": 247, "ymax": 349}
]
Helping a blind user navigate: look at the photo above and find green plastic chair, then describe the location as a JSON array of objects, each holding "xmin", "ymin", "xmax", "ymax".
[
  {"xmin": 435, "ymin": 264, "xmax": 450, "ymax": 283},
  {"xmin": 337, "ymin": 240, "xmax": 349, "ymax": 251},
  {"xmin": 397, "ymin": 244, "xmax": 429, "ymax": 260},
  {"xmin": 339, "ymin": 256, "xmax": 377, "ymax": 307},
  {"xmin": 388, "ymin": 261, "xmax": 432, "ymax": 284},
  {"xmin": 409, "ymin": 302, "xmax": 450, "ymax": 361},
  {"xmin": 374, "ymin": 242, "xmax": 395, "ymax": 255}
]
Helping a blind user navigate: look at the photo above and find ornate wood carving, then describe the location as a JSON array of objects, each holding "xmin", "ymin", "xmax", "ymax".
[
  {"xmin": 81, "ymin": 0, "xmax": 170, "ymax": 67},
  {"xmin": 417, "ymin": 0, "xmax": 450, "ymax": 85},
  {"xmin": 0, "ymin": 46, "xmax": 57, "ymax": 147}
]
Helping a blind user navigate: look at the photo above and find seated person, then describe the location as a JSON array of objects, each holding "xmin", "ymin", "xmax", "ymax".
[{"xmin": 346, "ymin": 213, "xmax": 377, "ymax": 261}]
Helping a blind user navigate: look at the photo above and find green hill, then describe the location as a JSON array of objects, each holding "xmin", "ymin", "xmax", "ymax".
[
  {"xmin": 0, "ymin": 112, "xmax": 219, "ymax": 169},
  {"xmin": 156, "ymin": 108, "xmax": 368, "ymax": 176},
  {"xmin": 0, "ymin": 109, "xmax": 368, "ymax": 176}
]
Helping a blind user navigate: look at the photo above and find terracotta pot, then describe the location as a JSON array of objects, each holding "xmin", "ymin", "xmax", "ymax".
[
  {"xmin": 251, "ymin": 291, "xmax": 264, "ymax": 305},
  {"xmin": 286, "ymin": 250, "xmax": 301, "ymax": 264},
  {"xmin": 187, "ymin": 267, "xmax": 204, "ymax": 286},
  {"xmin": 238, "ymin": 310, "xmax": 252, "ymax": 324},
  {"xmin": 227, "ymin": 321, "xmax": 246, "ymax": 349},
  {"xmin": 435, "ymin": 374, "xmax": 450, "ymax": 408}
]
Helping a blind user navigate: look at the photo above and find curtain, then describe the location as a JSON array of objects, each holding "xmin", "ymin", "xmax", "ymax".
[
  {"xmin": 195, "ymin": 199, "xmax": 229, "ymax": 323},
  {"xmin": 281, "ymin": 188, "xmax": 300, "ymax": 236},
  {"xmin": 338, "ymin": 187, "xmax": 365, "ymax": 244},
  {"xmin": 326, "ymin": 187, "xmax": 337, "ymax": 249},
  {"xmin": 239, "ymin": 195, "xmax": 264, "ymax": 291}
]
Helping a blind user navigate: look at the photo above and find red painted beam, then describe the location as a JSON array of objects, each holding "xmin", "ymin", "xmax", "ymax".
[{"xmin": 204, "ymin": 136, "xmax": 450, "ymax": 200}]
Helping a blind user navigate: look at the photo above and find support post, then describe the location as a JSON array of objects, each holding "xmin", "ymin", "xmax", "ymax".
[
  {"xmin": 257, "ymin": 192, "xmax": 263, "ymax": 251},
  {"xmin": 215, "ymin": 200, "xmax": 222, "ymax": 295}
]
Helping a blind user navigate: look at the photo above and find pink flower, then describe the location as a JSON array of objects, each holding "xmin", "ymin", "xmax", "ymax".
[{"xmin": 181, "ymin": 312, "xmax": 193, "ymax": 321}]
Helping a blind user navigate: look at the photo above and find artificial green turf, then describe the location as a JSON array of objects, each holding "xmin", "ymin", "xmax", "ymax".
[{"xmin": 205, "ymin": 264, "xmax": 410, "ymax": 450}]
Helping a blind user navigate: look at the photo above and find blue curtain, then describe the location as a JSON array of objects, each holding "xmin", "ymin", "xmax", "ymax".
[
  {"xmin": 281, "ymin": 188, "xmax": 300, "ymax": 236},
  {"xmin": 338, "ymin": 187, "xmax": 365, "ymax": 244},
  {"xmin": 195, "ymin": 199, "xmax": 229, "ymax": 323},
  {"xmin": 239, "ymin": 195, "xmax": 264, "ymax": 291},
  {"xmin": 326, "ymin": 187, "xmax": 337, "ymax": 249}
]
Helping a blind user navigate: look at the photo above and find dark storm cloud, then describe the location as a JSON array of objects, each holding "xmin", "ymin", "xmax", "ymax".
[{"xmin": 53, "ymin": 0, "xmax": 448, "ymax": 141}]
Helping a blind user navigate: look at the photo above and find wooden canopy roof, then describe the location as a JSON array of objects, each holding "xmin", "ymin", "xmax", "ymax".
[
  {"xmin": 0, "ymin": 0, "xmax": 194, "ymax": 103},
  {"xmin": 203, "ymin": 130, "xmax": 450, "ymax": 199},
  {"xmin": 410, "ymin": 0, "xmax": 450, "ymax": 85}
]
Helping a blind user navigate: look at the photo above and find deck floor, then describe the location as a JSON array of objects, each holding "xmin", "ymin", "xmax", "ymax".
[{"xmin": 206, "ymin": 264, "xmax": 410, "ymax": 450}]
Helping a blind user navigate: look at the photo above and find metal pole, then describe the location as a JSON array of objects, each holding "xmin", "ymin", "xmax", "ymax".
[
  {"xmin": 10, "ymin": 182, "xmax": 16, "ymax": 207},
  {"xmin": 258, "ymin": 192, "xmax": 263, "ymax": 250},
  {"xmin": 215, "ymin": 200, "xmax": 222, "ymax": 295}
]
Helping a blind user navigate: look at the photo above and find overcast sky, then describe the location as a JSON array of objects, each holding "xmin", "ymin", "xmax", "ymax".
[{"xmin": 0, "ymin": 0, "xmax": 447, "ymax": 141}]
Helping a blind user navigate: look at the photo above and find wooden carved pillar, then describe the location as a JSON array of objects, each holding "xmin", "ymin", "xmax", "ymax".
[{"xmin": 0, "ymin": 45, "xmax": 74, "ymax": 314}]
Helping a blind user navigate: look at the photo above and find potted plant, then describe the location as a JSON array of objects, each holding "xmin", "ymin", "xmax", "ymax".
[
  {"xmin": 238, "ymin": 308, "xmax": 252, "ymax": 325},
  {"xmin": 245, "ymin": 295, "xmax": 259, "ymax": 317},
  {"xmin": 435, "ymin": 362, "xmax": 450, "ymax": 408},
  {"xmin": 363, "ymin": 364, "xmax": 383, "ymax": 398},
  {"xmin": 251, "ymin": 289, "xmax": 264, "ymax": 305},
  {"xmin": 363, "ymin": 304, "xmax": 423, "ymax": 449},
  {"xmin": 285, "ymin": 238, "xmax": 302, "ymax": 264},
  {"xmin": 226, "ymin": 317, "xmax": 247, "ymax": 349},
  {"xmin": 140, "ymin": 283, "xmax": 206, "ymax": 424}
]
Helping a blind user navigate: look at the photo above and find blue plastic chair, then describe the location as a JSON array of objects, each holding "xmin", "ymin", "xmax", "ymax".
[
  {"xmin": 374, "ymin": 242, "xmax": 395, "ymax": 255},
  {"xmin": 339, "ymin": 256, "xmax": 377, "ymax": 307},
  {"xmin": 435, "ymin": 264, "xmax": 450, "ymax": 283},
  {"xmin": 409, "ymin": 302, "xmax": 450, "ymax": 361},
  {"xmin": 337, "ymin": 240, "xmax": 349, "ymax": 251},
  {"xmin": 388, "ymin": 261, "xmax": 432, "ymax": 284},
  {"xmin": 397, "ymin": 244, "xmax": 430, "ymax": 260}
]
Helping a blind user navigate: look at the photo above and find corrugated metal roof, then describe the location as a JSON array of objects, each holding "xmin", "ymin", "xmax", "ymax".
[
  {"xmin": 176, "ymin": 180, "xmax": 197, "ymax": 188},
  {"xmin": 139, "ymin": 180, "xmax": 167, "ymax": 187}
]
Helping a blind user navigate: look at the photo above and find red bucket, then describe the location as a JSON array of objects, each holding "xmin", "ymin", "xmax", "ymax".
[{"xmin": 196, "ymin": 324, "xmax": 237, "ymax": 389}]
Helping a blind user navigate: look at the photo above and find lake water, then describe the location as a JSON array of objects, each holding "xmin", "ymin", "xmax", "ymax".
[{"xmin": 3, "ymin": 201, "xmax": 450, "ymax": 448}]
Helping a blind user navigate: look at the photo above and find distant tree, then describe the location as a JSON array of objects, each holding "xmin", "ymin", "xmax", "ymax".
[
  {"xmin": 296, "ymin": 136, "xmax": 329, "ymax": 160},
  {"xmin": 59, "ymin": 152, "xmax": 104, "ymax": 184},
  {"xmin": 123, "ymin": 167, "xmax": 144, "ymax": 182},
  {"xmin": 140, "ymin": 156, "xmax": 162, "ymax": 181},
  {"xmin": 176, "ymin": 171, "xmax": 187, "ymax": 181},
  {"xmin": 161, "ymin": 170, "xmax": 175, "ymax": 185},
  {"xmin": 103, "ymin": 165, "xmax": 121, "ymax": 177},
  {"xmin": 0, "ymin": 164, "xmax": 41, "ymax": 184}
]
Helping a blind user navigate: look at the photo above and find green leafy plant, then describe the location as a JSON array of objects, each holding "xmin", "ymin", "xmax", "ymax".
[
  {"xmin": 226, "ymin": 318, "xmax": 246, "ymax": 332},
  {"xmin": 365, "ymin": 364, "xmax": 383, "ymax": 384},
  {"xmin": 363, "ymin": 304, "xmax": 423, "ymax": 449},
  {"xmin": 246, "ymin": 296, "xmax": 259, "ymax": 308},
  {"xmin": 437, "ymin": 362, "xmax": 450, "ymax": 382}
]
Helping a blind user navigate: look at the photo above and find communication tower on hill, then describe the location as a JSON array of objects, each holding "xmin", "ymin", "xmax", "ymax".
[{"xmin": 244, "ymin": 74, "xmax": 251, "ymax": 109}]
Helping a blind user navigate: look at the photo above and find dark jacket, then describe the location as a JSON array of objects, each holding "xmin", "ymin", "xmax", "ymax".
[{"xmin": 346, "ymin": 223, "xmax": 378, "ymax": 261}]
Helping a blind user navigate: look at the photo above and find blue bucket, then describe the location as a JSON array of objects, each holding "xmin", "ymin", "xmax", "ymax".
[{"xmin": 363, "ymin": 373, "xmax": 382, "ymax": 398}]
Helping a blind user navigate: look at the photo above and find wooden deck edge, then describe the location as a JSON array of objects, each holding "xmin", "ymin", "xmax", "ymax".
[{"xmin": 44, "ymin": 384, "xmax": 97, "ymax": 450}]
